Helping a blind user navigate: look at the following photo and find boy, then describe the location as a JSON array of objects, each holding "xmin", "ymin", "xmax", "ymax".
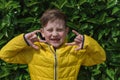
[{"xmin": 0, "ymin": 9, "xmax": 106, "ymax": 80}]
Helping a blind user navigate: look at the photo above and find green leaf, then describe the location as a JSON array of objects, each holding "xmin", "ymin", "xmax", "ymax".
[
  {"xmin": 98, "ymin": 12, "xmax": 107, "ymax": 23},
  {"xmin": 0, "ymin": 40, "xmax": 7, "ymax": 47},
  {"xmin": 92, "ymin": 69, "xmax": 101, "ymax": 76},
  {"xmin": 59, "ymin": 0, "xmax": 67, "ymax": 9},
  {"xmin": 71, "ymin": 16, "xmax": 80, "ymax": 22},
  {"xmin": 106, "ymin": 68, "xmax": 115, "ymax": 80},
  {"xmin": 26, "ymin": 2, "xmax": 40, "ymax": 7},
  {"xmin": 78, "ymin": 0, "xmax": 87, "ymax": 6},
  {"xmin": 87, "ymin": 18, "xmax": 98, "ymax": 24},
  {"xmin": 4, "ymin": 1, "xmax": 20, "ymax": 11},
  {"xmin": 51, "ymin": 0, "xmax": 67, "ymax": 9},
  {"xmin": 107, "ymin": 0, "xmax": 118, "ymax": 9},
  {"xmin": 67, "ymin": 22, "xmax": 77, "ymax": 30},
  {"xmin": 104, "ymin": 17, "xmax": 115, "ymax": 23},
  {"xmin": 18, "ymin": 17, "xmax": 35, "ymax": 24},
  {"xmin": 0, "ymin": 1, "xmax": 4, "ymax": 9},
  {"xmin": 112, "ymin": 7, "xmax": 120, "ymax": 15},
  {"xmin": 51, "ymin": 2, "xmax": 60, "ymax": 9},
  {"xmin": 0, "ymin": 71, "xmax": 10, "ymax": 78},
  {"xmin": 0, "ymin": 33, "xmax": 4, "ymax": 40}
]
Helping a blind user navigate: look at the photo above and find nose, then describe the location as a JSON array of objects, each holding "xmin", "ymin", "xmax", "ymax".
[{"xmin": 52, "ymin": 31, "xmax": 58, "ymax": 36}]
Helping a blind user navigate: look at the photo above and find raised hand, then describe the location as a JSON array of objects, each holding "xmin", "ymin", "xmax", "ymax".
[
  {"xmin": 24, "ymin": 30, "xmax": 46, "ymax": 50},
  {"xmin": 66, "ymin": 30, "xmax": 83, "ymax": 50}
]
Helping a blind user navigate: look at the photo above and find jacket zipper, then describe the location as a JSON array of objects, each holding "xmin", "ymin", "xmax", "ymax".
[
  {"xmin": 49, "ymin": 46, "xmax": 57, "ymax": 80},
  {"xmin": 54, "ymin": 53, "xmax": 57, "ymax": 80}
]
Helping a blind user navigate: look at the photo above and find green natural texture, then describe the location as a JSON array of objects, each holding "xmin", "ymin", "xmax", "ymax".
[{"xmin": 0, "ymin": 0, "xmax": 120, "ymax": 80}]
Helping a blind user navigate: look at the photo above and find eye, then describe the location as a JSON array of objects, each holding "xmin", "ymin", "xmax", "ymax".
[
  {"xmin": 57, "ymin": 29, "xmax": 64, "ymax": 32},
  {"xmin": 47, "ymin": 29, "xmax": 53, "ymax": 32}
]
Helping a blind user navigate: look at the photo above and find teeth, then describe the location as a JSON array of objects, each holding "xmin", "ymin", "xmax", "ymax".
[
  {"xmin": 51, "ymin": 39, "xmax": 59, "ymax": 40},
  {"xmin": 51, "ymin": 39, "xmax": 60, "ymax": 41}
]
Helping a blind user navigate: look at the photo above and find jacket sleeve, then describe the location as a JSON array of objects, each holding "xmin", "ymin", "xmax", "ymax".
[
  {"xmin": 81, "ymin": 35, "xmax": 106, "ymax": 66},
  {"xmin": 0, "ymin": 34, "xmax": 33, "ymax": 64}
]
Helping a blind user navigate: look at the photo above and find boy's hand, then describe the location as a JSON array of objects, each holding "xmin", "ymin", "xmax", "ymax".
[
  {"xmin": 24, "ymin": 30, "xmax": 46, "ymax": 50},
  {"xmin": 66, "ymin": 30, "xmax": 83, "ymax": 50}
]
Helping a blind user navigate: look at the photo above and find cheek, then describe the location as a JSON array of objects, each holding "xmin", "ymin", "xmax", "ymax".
[
  {"xmin": 44, "ymin": 32, "xmax": 51, "ymax": 38},
  {"xmin": 60, "ymin": 32, "xmax": 67, "ymax": 38},
  {"xmin": 45, "ymin": 34, "xmax": 50, "ymax": 38}
]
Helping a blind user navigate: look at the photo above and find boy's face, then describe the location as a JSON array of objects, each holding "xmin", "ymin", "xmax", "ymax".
[{"xmin": 41, "ymin": 19, "xmax": 68, "ymax": 48}]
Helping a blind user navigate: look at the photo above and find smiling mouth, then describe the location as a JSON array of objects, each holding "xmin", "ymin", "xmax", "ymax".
[{"xmin": 50, "ymin": 39, "xmax": 60, "ymax": 42}]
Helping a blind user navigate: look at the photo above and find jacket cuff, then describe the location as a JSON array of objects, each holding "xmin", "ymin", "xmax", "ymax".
[
  {"xmin": 23, "ymin": 34, "xmax": 30, "ymax": 46},
  {"xmin": 81, "ymin": 35, "xmax": 85, "ymax": 49}
]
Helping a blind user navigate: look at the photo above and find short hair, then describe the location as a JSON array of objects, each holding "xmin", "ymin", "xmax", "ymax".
[{"xmin": 40, "ymin": 9, "xmax": 67, "ymax": 27}]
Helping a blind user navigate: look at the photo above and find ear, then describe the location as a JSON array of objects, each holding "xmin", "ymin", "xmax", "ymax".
[
  {"xmin": 66, "ymin": 27, "xmax": 69, "ymax": 34},
  {"xmin": 40, "ymin": 28, "xmax": 45, "ymax": 37}
]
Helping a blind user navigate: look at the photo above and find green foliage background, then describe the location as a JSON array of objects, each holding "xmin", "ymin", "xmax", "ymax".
[{"xmin": 0, "ymin": 0, "xmax": 120, "ymax": 80}]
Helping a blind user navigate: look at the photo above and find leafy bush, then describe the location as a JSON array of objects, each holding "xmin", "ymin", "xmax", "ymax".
[{"xmin": 0, "ymin": 0, "xmax": 120, "ymax": 80}]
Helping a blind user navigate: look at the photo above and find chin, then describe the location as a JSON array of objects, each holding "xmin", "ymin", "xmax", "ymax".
[
  {"xmin": 49, "ymin": 41, "xmax": 63, "ymax": 48},
  {"xmin": 52, "ymin": 44, "xmax": 61, "ymax": 48},
  {"xmin": 53, "ymin": 45, "xmax": 60, "ymax": 48}
]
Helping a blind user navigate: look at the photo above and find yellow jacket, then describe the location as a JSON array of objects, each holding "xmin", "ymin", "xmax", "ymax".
[{"xmin": 0, "ymin": 34, "xmax": 106, "ymax": 80}]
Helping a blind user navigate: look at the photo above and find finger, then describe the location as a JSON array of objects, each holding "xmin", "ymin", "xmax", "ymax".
[
  {"xmin": 29, "ymin": 34, "xmax": 46, "ymax": 43},
  {"xmin": 74, "ymin": 38, "xmax": 82, "ymax": 43},
  {"xmin": 33, "ymin": 30, "xmax": 41, "ymax": 34},
  {"xmin": 31, "ymin": 44, "xmax": 39, "ymax": 50},
  {"xmin": 72, "ymin": 30, "xmax": 80, "ymax": 36},
  {"xmin": 75, "ymin": 35, "xmax": 83, "ymax": 43},
  {"xmin": 29, "ymin": 35, "xmax": 41, "ymax": 43},
  {"xmin": 75, "ymin": 43, "xmax": 82, "ymax": 51},
  {"xmin": 30, "ymin": 30, "xmax": 42, "ymax": 38},
  {"xmin": 28, "ymin": 39, "xmax": 40, "ymax": 50},
  {"xmin": 75, "ymin": 47, "xmax": 82, "ymax": 51},
  {"xmin": 65, "ymin": 42, "xmax": 76, "ymax": 46},
  {"xmin": 76, "ymin": 35, "xmax": 83, "ymax": 39},
  {"xmin": 25, "ymin": 30, "xmax": 42, "ymax": 39},
  {"xmin": 26, "ymin": 33, "xmax": 34, "ymax": 39},
  {"xmin": 32, "ymin": 38, "xmax": 40, "ymax": 42},
  {"xmin": 39, "ymin": 39, "xmax": 46, "ymax": 43},
  {"xmin": 29, "ymin": 34, "xmax": 37, "ymax": 40},
  {"xmin": 35, "ymin": 32, "xmax": 43, "ymax": 40},
  {"xmin": 27, "ymin": 40, "xmax": 39, "ymax": 49}
]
